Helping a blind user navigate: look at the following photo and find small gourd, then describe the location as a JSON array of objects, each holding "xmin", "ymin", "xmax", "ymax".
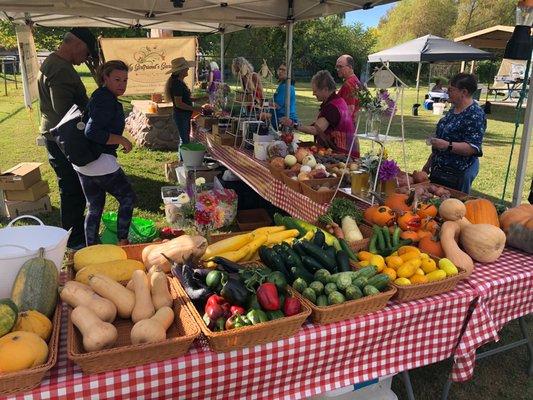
[
  {"xmin": 130, "ymin": 306, "xmax": 174, "ymax": 345},
  {"xmin": 11, "ymin": 248, "xmax": 58, "ymax": 318},
  {"xmin": 71, "ymin": 306, "xmax": 118, "ymax": 352},
  {"xmin": 0, "ymin": 299, "xmax": 19, "ymax": 338},
  {"xmin": 438, "ymin": 198, "xmax": 468, "ymax": 222},
  {"xmin": 12, "ymin": 310, "xmax": 53, "ymax": 341}
]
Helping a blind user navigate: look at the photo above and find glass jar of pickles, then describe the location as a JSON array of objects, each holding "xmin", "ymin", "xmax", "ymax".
[{"xmin": 351, "ymin": 169, "xmax": 370, "ymax": 196}]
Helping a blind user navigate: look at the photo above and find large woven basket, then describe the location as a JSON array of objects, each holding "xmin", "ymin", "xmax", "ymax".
[
  {"xmin": 289, "ymin": 286, "xmax": 396, "ymax": 325},
  {"xmin": 280, "ymin": 170, "xmax": 302, "ymax": 193},
  {"xmin": 172, "ymin": 277, "xmax": 311, "ymax": 352},
  {"xmin": 391, "ymin": 267, "xmax": 468, "ymax": 301},
  {"xmin": 67, "ymin": 277, "xmax": 199, "ymax": 374},
  {"xmin": 301, "ymin": 177, "xmax": 342, "ymax": 204},
  {"xmin": 0, "ymin": 303, "xmax": 62, "ymax": 396},
  {"xmin": 347, "ymin": 223, "xmax": 374, "ymax": 253}
]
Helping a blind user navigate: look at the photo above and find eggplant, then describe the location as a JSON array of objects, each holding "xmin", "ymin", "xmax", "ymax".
[
  {"xmin": 220, "ymin": 276, "xmax": 249, "ymax": 306},
  {"xmin": 212, "ymin": 256, "xmax": 242, "ymax": 273}
]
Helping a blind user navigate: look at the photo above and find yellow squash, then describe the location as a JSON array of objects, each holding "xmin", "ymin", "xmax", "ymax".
[
  {"xmin": 73, "ymin": 244, "xmax": 127, "ymax": 272},
  {"xmin": 202, "ymin": 233, "xmax": 254, "ymax": 260},
  {"xmin": 75, "ymin": 259, "xmax": 145, "ymax": 284},
  {"xmin": 265, "ymin": 229, "xmax": 299, "ymax": 245}
]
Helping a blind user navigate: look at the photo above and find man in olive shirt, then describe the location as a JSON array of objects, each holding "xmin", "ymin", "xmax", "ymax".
[{"xmin": 38, "ymin": 28, "xmax": 97, "ymax": 249}]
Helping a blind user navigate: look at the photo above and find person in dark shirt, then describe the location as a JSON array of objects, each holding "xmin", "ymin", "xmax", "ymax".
[
  {"xmin": 164, "ymin": 57, "xmax": 206, "ymax": 148},
  {"xmin": 38, "ymin": 27, "xmax": 97, "ymax": 249},
  {"xmin": 74, "ymin": 60, "xmax": 136, "ymax": 246},
  {"xmin": 423, "ymin": 73, "xmax": 486, "ymax": 193}
]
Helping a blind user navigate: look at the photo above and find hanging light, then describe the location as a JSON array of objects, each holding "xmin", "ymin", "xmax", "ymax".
[{"xmin": 504, "ymin": 0, "xmax": 533, "ymax": 60}]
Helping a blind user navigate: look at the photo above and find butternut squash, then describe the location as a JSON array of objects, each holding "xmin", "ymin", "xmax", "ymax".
[
  {"xmin": 150, "ymin": 270, "xmax": 173, "ymax": 310},
  {"xmin": 88, "ymin": 274, "xmax": 135, "ymax": 319},
  {"xmin": 459, "ymin": 223, "xmax": 506, "ymax": 263},
  {"xmin": 438, "ymin": 198, "xmax": 467, "ymax": 222},
  {"xmin": 126, "ymin": 265, "xmax": 159, "ymax": 291},
  {"xmin": 131, "ymin": 270, "xmax": 155, "ymax": 323},
  {"xmin": 130, "ymin": 306, "xmax": 174, "ymax": 345},
  {"xmin": 59, "ymin": 281, "xmax": 117, "ymax": 323},
  {"xmin": 71, "ymin": 306, "xmax": 117, "ymax": 352},
  {"xmin": 141, "ymin": 235, "xmax": 208, "ymax": 272},
  {"xmin": 75, "ymin": 259, "xmax": 145, "ymax": 284},
  {"xmin": 440, "ymin": 221, "xmax": 474, "ymax": 275},
  {"xmin": 73, "ymin": 244, "xmax": 127, "ymax": 272}
]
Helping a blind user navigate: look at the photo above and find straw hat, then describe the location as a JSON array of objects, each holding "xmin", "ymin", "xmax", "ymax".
[{"xmin": 166, "ymin": 57, "xmax": 194, "ymax": 74}]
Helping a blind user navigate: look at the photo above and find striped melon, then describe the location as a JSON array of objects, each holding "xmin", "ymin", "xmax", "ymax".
[
  {"xmin": 0, "ymin": 299, "xmax": 18, "ymax": 337},
  {"xmin": 11, "ymin": 248, "xmax": 58, "ymax": 318}
]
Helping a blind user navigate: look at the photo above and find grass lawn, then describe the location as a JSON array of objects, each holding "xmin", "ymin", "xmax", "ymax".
[{"xmin": 0, "ymin": 71, "xmax": 532, "ymax": 400}]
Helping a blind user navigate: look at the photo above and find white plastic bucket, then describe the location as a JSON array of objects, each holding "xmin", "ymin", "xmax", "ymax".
[
  {"xmin": 180, "ymin": 144, "xmax": 206, "ymax": 167},
  {"xmin": 0, "ymin": 215, "xmax": 70, "ymax": 297},
  {"xmin": 433, "ymin": 102, "xmax": 445, "ymax": 115}
]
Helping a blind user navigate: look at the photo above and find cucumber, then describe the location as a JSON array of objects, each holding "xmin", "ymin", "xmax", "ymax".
[
  {"xmin": 292, "ymin": 241, "xmax": 307, "ymax": 258},
  {"xmin": 369, "ymin": 235, "xmax": 378, "ymax": 254},
  {"xmin": 367, "ymin": 274, "xmax": 391, "ymax": 291},
  {"xmin": 313, "ymin": 230, "xmax": 325, "ymax": 248},
  {"xmin": 301, "ymin": 255, "xmax": 323, "ymax": 272},
  {"xmin": 299, "ymin": 240, "xmax": 336, "ymax": 272},
  {"xmin": 339, "ymin": 238, "xmax": 358, "ymax": 262},
  {"xmin": 351, "ymin": 277, "xmax": 368, "ymax": 289},
  {"xmin": 283, "ymin": 217, "xmax": 312, "ymax": 237},
  {"xmin": 316, "ymin": 295, "xmax": 329, "ymax": 307},
  {"xmin": 392, "ymin": 227, "xmax": 401, "ymax": 247},
  {"xmin": 273, "ymin": 213, "xmax": 285, "ymax": 227},
  {"xmin": 345, "ymin": 285, "xmax": 363, "ymax": 301},
  {"xmin": 291, "ymin": 265, "xmax": 314, "ymax": 284},
  {"xmin": 335, "ymin": 250, "xmax": 351, "ymax": 272},
  {"xmin": 363, "ymin": 285, "xmax": 380, "ymax": 296},
  {"xmin": 382, "ymin": 226, "xmax": 392, "ymax": 249},
  {"xmin": 357, "ymin": 265, "xmax": 378, "ymax": 279},
  {"xmin": 269, "ymin": 251, "xmax": 292, "ymax": 280},
  {"xmin": 373, "ymin": 225, "xmax": 385, "ymax": 251}
]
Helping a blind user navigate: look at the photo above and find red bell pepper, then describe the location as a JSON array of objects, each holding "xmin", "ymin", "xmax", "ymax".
[
  {"xmin": 283, "ymin": 297, "xmax": 301, "ymax": 317},
  {"xmin": 205, "ymin": 294, "xmax": 229, "ymax": 320},
  {"xmin": 256, "ymin": 283, "xmax": 280, "ymax": 311},
  {"xmin": 206, "ymin": 294, "xmax": 226, "ymax": 308},
  {"xmin": 230, "ymin": 305, "xmax": 245, "ymax": 316}
]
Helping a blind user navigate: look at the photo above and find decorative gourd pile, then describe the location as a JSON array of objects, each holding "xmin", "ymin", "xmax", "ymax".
[
  {"xmin": 0, "ymin": 249, "xmax": 58, "ymax": 373},
  {"xmin": 62, "ymin": 266, "xmax": 175, "ymax": 352}
]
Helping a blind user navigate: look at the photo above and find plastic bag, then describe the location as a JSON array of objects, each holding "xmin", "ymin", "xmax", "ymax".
[{"xmin": 101, "ymin": 212, "xmax": 159, "ymax": 244}]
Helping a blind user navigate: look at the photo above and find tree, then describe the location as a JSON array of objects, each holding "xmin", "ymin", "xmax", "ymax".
[
  {"xmin": 374, "ymin": 0, "xmax": 458, "ymax": 51},
  {"xmin": 450, "ymin": 0, "xmax": 516, "ymax": 37}
]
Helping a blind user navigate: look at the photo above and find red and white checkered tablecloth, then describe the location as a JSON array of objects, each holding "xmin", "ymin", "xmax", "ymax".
[
  {"xmin": 194, "ymin": 129, "xmax": 369, "ymax": 222},
  {"xmin": 6, "ymin": 283, "xmax": 476, "ymax": 400},
  {"xmin": 450, "ymin": 248, "xmax": 533, "ymax": 382}
]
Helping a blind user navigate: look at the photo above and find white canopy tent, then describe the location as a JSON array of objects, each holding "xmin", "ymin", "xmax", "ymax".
[
  {"xmin": 1, "ymin": 0, "xmax": 398, "ymax": 113},
  {"xmin": 368, "ymin": 34, "xmax": 493, "ymax": 103}
]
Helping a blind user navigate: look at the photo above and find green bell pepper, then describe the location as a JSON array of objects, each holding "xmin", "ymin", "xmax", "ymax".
[
  {"xmin": 246, "ymin": 309, "xmax": 269, "ymax": 325},
  {"xmin": 266, "ymin": 310, "xmax": 285, "ymax": 320},
  {"xmin": 234, "ymin": 315, "xmax": 251, "ymax": 328}
]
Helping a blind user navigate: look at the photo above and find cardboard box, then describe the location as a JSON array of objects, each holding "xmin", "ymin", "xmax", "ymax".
[
  {"xmin": 0, "ymin": 162, "xmax": 42, "ymax": 191},
  {"xmin": 5, "ymin": 180, "xmax": 50, "ymax": 202},
  {"xmin": 4, "ymin": 195, "xmax": 52, "ymax": 218}
]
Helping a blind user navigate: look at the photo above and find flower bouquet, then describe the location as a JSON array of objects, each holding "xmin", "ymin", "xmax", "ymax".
[{"xmin": 361, "ymin": 149, "xmax": 399, "ymax": 194}]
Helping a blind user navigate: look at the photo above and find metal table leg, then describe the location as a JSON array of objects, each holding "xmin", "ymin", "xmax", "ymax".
[
  {"xmin": 441, "ymin": 379, "xmax": 453, "ymax": 400},
  {"xmin": 518, "ymin": 317, "xmax": 533, "ymax": 376},
  {"xmin": 400, "ymin": 370, "xmax": 415, "ymax": 400}
]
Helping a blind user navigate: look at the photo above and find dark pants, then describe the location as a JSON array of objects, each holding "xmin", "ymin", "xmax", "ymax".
[
  {"xmin": 173, "ymin": 109, "xmax": 192, "ymax": 146},
  {"xmin": 77, "ymin": 168, "xmax": 136, "ymax": 246},
  {"xmin": 45, "ymin": 140, "xmax": 86, "ymax": 248}
]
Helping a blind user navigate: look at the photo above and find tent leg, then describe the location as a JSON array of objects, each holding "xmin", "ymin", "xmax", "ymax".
[
  {"xmin": 470, "ymin": 61, "xmax": 475, "ymax": 74},
  {"xmin": 284, "ymin": 20, "xmax": 294, "ymax": 121},
  {"xmin": 512, "ymin": 70, "xmax": 533, "ymax": 206},
  {"xmin": 428, "ymin": 63, "xmax": 432, "ymax": 92},
  {"xmin": 415, "ymin": 62, "xmax": 422, "ymax": 104},
  {"xmin": 220, "ymin": 32, "xmax": 225, "ymax": 83},
  {"xmin": 460, "ymin": 61, "xmax": 465, "ymax": 73}
]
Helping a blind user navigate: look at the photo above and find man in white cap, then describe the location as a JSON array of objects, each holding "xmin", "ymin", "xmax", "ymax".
[{"xmin": 38, "ymin": 27, "xmax": 98, "ymax": 249}]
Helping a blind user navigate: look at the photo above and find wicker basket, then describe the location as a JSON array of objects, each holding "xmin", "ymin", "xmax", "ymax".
[
  {"xmin": 301, "ymin": 177, "xmax": 342, "ymax": 204},
  {"xmin": 289, "ymin": 286, "xmax": 396, "ymax": 325},
  {"xmin": 267, "ymin": 163, "xmax": 284, "ymax": 181},
  {"xmin": 172, "ymin": 277, "xmax": 311, "ymax": 352},
  {"xmin": 280, "ymin": 170, "xmax": 302, "ymax": 193},
  {"xmin": 391, "ymin": 267, "xmax": 468, "ymax": 301},
  {"xmin": 0, "ymin": 303, "xmax": 62, "ymax": 396},
  {"xmin": 67, "ymin": 277, "xmax": 199, "ymax": 374}
]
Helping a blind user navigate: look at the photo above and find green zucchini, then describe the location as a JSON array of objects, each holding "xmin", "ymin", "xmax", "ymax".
[
  {"xmin": 301, "ymin": 255, "xmax": 323, "ymax": 272},
  {"xmin": 291, "ymin": 265, "xmax": 314, "ymax": 284},
  {"xmin": 352, "ymin": 277, "xmax": 368, "ymax": 289},
  {"xmin": 367, "ymin": 274, "xmax": 391, "ymax": 291},
  {"xmin": 335, "ymin": 250, "xmax": 351, "ymax": 272},
  {"xmin": 357, "ymin": 265, "xmax": 378, "ymax": 279},
  {"xmin": 313, "ymin": 230, "xmax": 325, "ymax": 248},
  {"xmin": 339, "ymin": 238, "xmax": 358, "ymax": 262},
  {"xmin": 363, "ymin": 285, "xmax": 380, "ymax": 296},
  {"xmin": 299, "ymin": 240, "xmax": 336, "ymax": 272}
]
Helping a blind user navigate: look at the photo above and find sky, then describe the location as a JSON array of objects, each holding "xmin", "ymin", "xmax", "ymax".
[{"xmin": 344, "ymin": 3, "xmax": 396, "ymax": 28}]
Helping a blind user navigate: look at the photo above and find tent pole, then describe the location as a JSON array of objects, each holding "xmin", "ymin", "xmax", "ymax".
[
  {"xmin": 415, "ymin": 62, "xmax": 422, "ymax": 103},
  {"xmin": 511, "ymin": 77, "xmax": 533, "ymax": 206},
  {"xmin": 428, "ymin": 63, "xmax": 432, "ymax": 92},
  {"xmin": 460, "ymin": 61, "xmax": 465, "ymax": 72},
  {"xmin": 220, "ymin": 31, "xmax": 225, "ymax": 83},
  {"xmin": 284, "ymin": 20, "xmax": 294, "ymax": 121},
  {"xmin": 470, "ymin": 60, "xmax": 475, "ymax": 74}
]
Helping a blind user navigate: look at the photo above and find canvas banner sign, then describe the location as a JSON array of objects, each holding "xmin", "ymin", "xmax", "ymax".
[
  {"xmin": 16, "ymin": 24, "xmax": 40, "ymax": 107},
  {"xmin": 100, "ymin": 37, "xmax": 197, "ymax": 95}
]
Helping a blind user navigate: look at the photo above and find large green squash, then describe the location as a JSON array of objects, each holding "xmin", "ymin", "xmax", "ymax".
[
  {"xmin": 0, "ymin": 299, "xmax": 18, "ymax": 337},
  {"xmin": 11, "ymin": 248, "xmax": 58, "ymax": 318}
]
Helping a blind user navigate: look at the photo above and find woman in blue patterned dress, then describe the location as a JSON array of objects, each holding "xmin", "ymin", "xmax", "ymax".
[{"xmin": 422, "ymin": 73, "xmax": 486, "ymax": 194}]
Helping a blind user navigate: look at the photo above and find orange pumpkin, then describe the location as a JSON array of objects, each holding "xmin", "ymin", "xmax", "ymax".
[
  {"xmin": 400, "ymin": 230, "xmax": 420, "ymax": 242},
  {"xmin": 363, "ymin": 205, "xmax": 378, "ymax": 223},
  {"xmin": 372, "ymin": 206, "xmax": 397, "ymax": 227},
  {"xmin": 384, "ymin": 193, "xmax": 411, "ymax": 212},
  {"xmin": 418, "ymin": 236, "xmax": 445, "ymax": 258},
  {"xmin": 499, "ymin": 204, "xmax": 533, "ymax": 233},
  {"xmin": 397, "ymin": 211, "xmax": 422, "ymax": 231},
  {"xmin": 417, "ymin": 203, "xmax": 438, "ymax": 219},
  {"xmin": 464, "ymin": 198, "xmax": 500, "ymax": 227},
  {"xmin": 417, "ymin": 230, "xmax": 432, "ymax": 240},
  {"xmin": 420, "ymin": 217, "xmax": 438, "ymax": 234}
]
